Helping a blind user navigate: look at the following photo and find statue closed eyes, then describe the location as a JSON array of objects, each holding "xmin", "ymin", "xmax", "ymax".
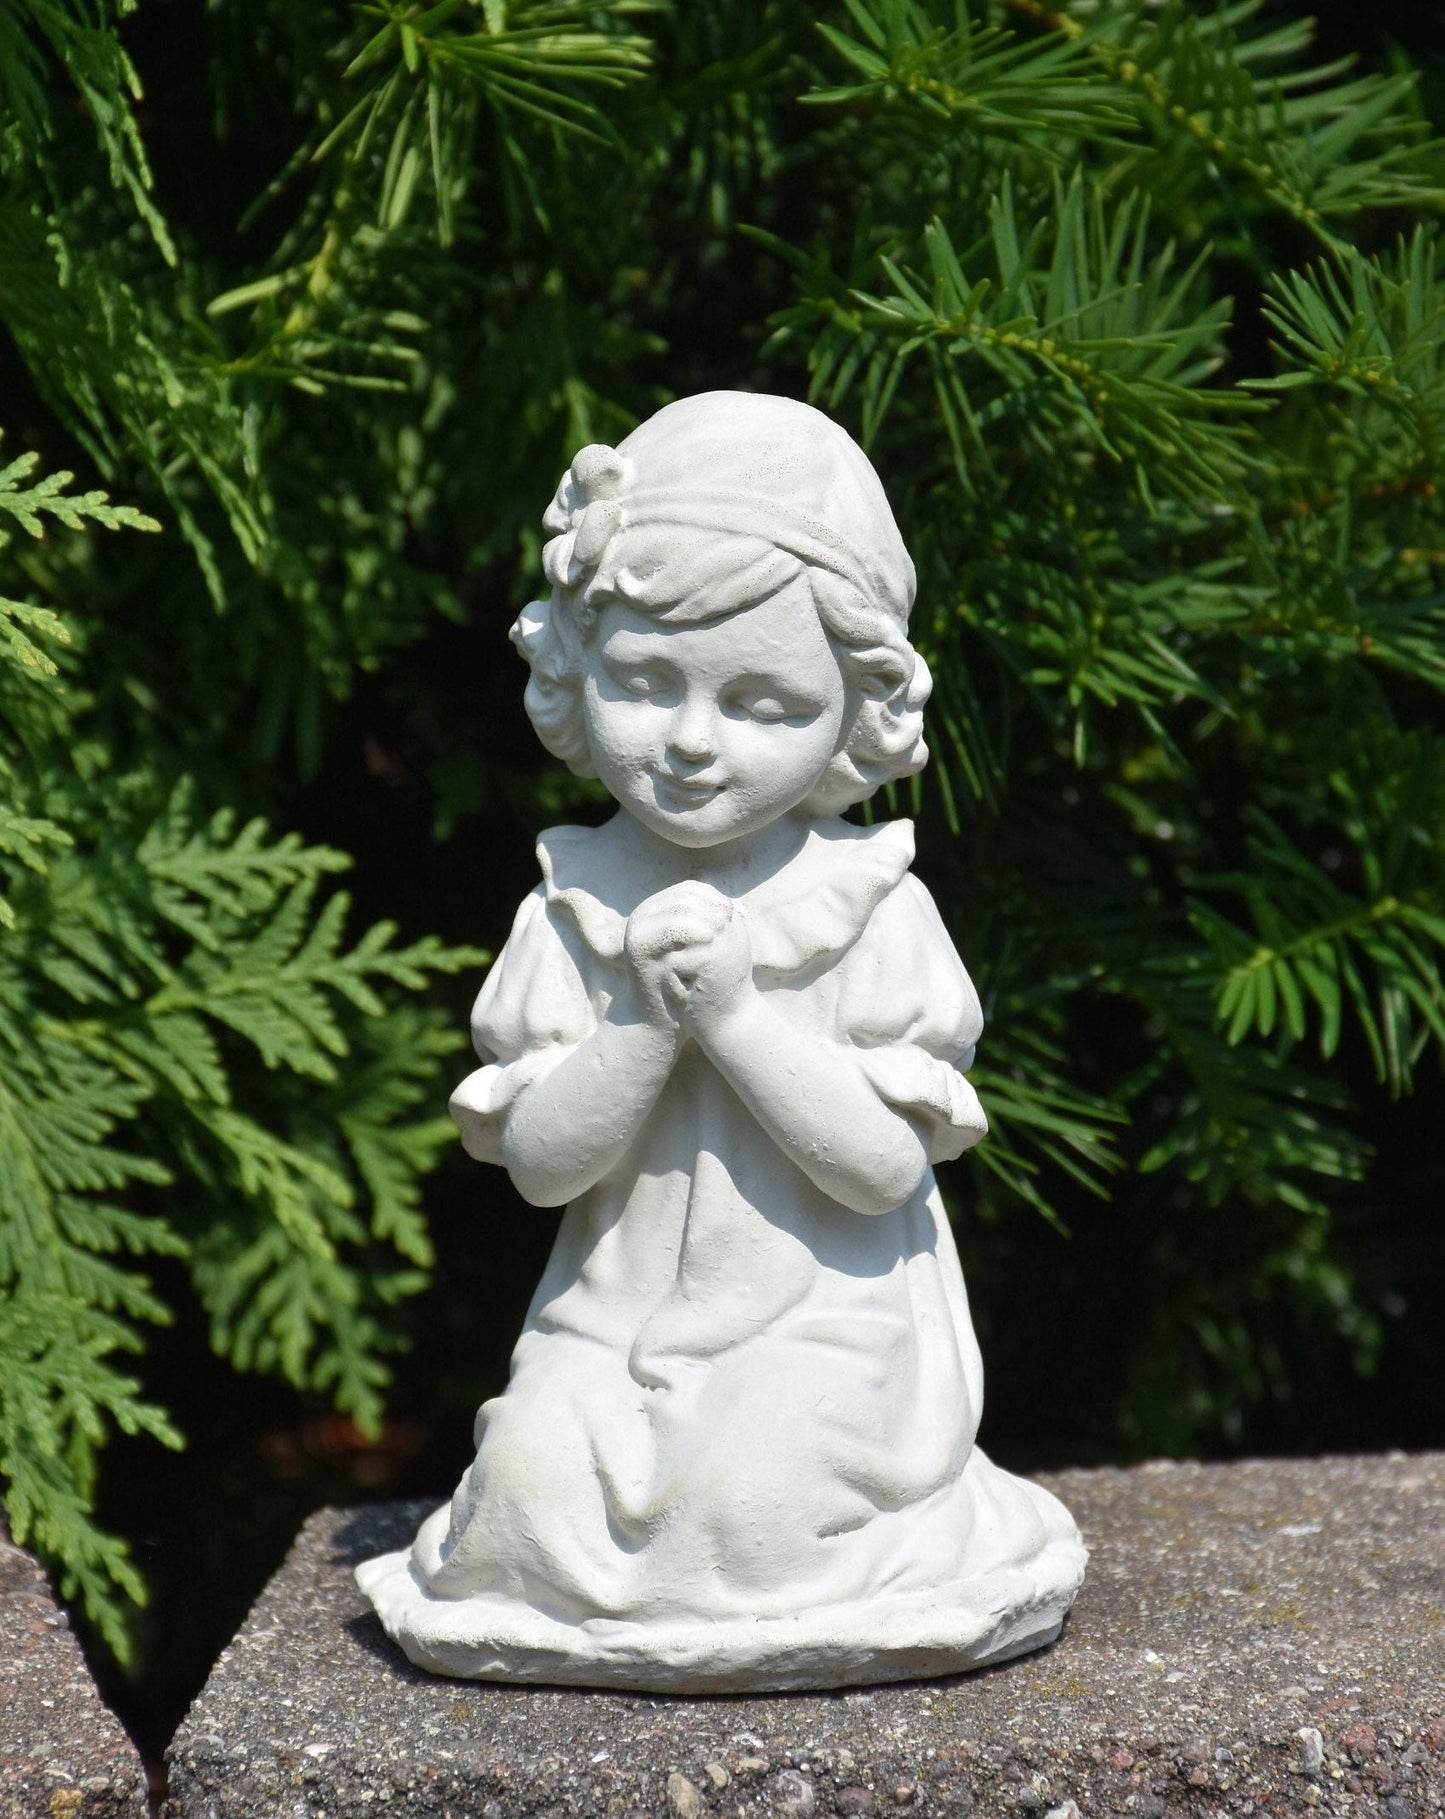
[{"xmin": 356, "ymin": 391, "xmax": 1086, "ymax": 1690}]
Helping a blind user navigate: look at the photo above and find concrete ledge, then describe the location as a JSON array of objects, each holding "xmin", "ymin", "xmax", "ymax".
[
  {"xmin": 0, "ymin": 1522, "xmax": 148, "ymax": 1819},
  {"xmin": 164, "ymin": 1453, "xmax": 1445, "ymax": 1818}
]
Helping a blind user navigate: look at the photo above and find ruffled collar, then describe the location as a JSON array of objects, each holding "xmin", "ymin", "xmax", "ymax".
[{"xmin": 536, "ymin": 815, "xmax": 915, "ymax": 982}]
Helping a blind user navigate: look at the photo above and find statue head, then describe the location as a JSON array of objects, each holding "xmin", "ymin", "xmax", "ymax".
[{"xmin": 512, "ymin": 391, "xmax": 931, "ymax": 835}]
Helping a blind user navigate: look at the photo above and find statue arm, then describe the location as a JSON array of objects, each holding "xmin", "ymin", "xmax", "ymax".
[
  {"xmin": 692, "ymin": 985, "xmax": 930, "ymax": 1216},
  {"xmin": 455, "ymin": 1002, "xmax": 679, "ymax": 1209},
  {"xmin": 453, "ymin": 881, "xmax": 684, "ymax": 1208}
]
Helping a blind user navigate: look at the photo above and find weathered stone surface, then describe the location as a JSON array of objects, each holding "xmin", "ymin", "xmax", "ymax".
[
  {"xmin": 164, "ymin": 1453, "xmax": 1445, "ymax": 1818},
  {"xmin": 0, "ymin": 1522, "xmax": 148, "ymax": 1819}
]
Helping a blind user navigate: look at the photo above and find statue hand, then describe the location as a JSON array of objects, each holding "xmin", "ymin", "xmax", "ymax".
[{"xmin": 624, "ymin": 882, "xmax": 752, "ymax": 1031}]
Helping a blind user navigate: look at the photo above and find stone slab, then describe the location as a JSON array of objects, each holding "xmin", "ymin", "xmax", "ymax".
[
  {"xmin": 0, "ymin": 1522, "xmax": 148, "ymax": 1819},
  {"xmin": 164, "ymin": 1453, "xmax": 1445, "ymax": 1819}
]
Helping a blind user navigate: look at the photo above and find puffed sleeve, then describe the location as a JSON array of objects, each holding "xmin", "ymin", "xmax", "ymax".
[
  {"xmin": 836, "ymin": 872, "xmax": 989, "ymax": 1164},
  {"xmin": 449, "ymin": 887, "xmax": 596, "ymax": 1166}
]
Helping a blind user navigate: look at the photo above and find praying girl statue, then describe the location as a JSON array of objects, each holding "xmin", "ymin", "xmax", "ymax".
[{"xmin": 356, "ymin": 391, "xmax": 1085, "ymax": 1690}]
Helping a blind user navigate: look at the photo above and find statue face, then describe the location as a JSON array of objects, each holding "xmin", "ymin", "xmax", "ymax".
[{"xmin": 581, "ymin": 579, "xmax": 848, "ymax": 849}]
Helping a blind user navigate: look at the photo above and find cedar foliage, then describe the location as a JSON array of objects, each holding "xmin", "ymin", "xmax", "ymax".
[{"xmin": 1, "ymin": 0, "xmax": 1443, "ymax": 1656}]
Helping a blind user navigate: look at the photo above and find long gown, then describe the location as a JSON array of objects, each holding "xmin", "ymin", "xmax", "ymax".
[{"xmin": 356, "ymin": 814, "xmax": 1085, "ymax": 1690}]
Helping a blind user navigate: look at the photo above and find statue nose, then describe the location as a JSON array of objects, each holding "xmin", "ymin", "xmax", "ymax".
[{"xmin": 667, "ymin": 702, "xmax": 715, "ymax": 761}]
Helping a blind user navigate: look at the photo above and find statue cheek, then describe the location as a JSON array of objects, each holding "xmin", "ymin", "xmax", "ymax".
[
  {"xmin": 585, "ymin": 692, "xmax": 639, "ymax": 760},
  {"xmin": 588, "ymin": 703, "xmax": 673, "ymax": 795}
]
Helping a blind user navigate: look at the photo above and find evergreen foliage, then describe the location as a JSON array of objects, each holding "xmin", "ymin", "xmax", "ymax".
[
  {"xmin": 1, "ymin": 0, "xmax": 1442, "ymax": 1660},
  {"xmin": 1, "ymin": 606, "xmax": 479, "ymax": 1652},
  {"xmin": 0, "ymin": 4, "xmax": 483, "ymax": 1651}
]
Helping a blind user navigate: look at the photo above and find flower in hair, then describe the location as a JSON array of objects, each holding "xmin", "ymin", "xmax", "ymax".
[{"xmin": 541, "ymin": 445, "xmax": 633, "ymax": 591}]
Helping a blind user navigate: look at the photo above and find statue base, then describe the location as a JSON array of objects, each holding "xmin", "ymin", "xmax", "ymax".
[{"xmin": 355, "ymin": 1531, "xmax": 1084, "ymax": 1692}]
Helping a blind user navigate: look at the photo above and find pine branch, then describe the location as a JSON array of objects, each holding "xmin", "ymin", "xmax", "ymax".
[
  {"xmin": 0, "ymin": 1283, "xmax": 182, "ymax": 1658},
  {"xmin": 0, "ymin": 994, "xmax": 185, "ymax": 1659},
  {"xmin": 0, "ymin": 437, "xmax": 154, "ymax": 717},
  {"xmin": 1190, "ymin": 752, "xmax": 1445, "ymax": 1094},
  {"xmin": 317, "ymin": 0, "xmax": 658, "ymax": 234},
  {"xmin": 808, "ymin": 0, "xmax": 1128, "ymax": 148},
  {"xmin": 1126, "ymin": 985, "xmax": 1369, "ymax": 1218},
  {"xmin": 765, "ymin": 174, "xmax": 1252, "ymax": 503},
  {"xmin": 0, "ymin": 594, "xmax": 71, "ymax": 680},
  {"xmin": 138, "ymin": 783, "xmax": 352, "ymax": 949},
  {"xmin": 970, "ymin": 1044, "xmax": 1126, "ymax": 1226},
  {"xmin": 1003, "ymin": 0, "xmax": 1442, "ymax": 244},
  {"xmin": 950, "ymin": 496, "xmax": 1249, "ymax": 766},
  {"xmin": 1250, "ymin": 230, "xmax": 1445, "ymax": 479},
  {"xmin": 0, "ymin": 445, "xmax": 161, "ymax": 539},
  {"xmin": 1, "ymin": 764, "xmax": 484, "ymax": 1647},
  {"xmin": 0, "ymin": 200, "xmax": 276, "ymax": 610},
  {"xmin": 0, "ymin": 0, "xmax": 176, "ymax": 263}
]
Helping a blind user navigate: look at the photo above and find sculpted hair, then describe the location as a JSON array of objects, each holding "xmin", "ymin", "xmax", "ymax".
[{"xmin": 510, "ymin": 394, "xmax": 931, "ymax": 814}]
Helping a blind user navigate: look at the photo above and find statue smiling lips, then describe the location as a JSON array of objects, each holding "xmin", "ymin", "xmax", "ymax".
[{"xmin": 355, "ymin": 390, "xmax": 1086, "ymax": 1692}]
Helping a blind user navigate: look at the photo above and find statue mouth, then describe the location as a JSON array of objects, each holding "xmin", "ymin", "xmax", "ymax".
[{"xmin": 653, "ymin": 773, "xmax": 724, "ymax": 804}]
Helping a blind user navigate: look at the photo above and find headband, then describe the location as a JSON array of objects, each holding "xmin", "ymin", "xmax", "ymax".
[{"xmin": 539, "ymin": 393, "xmax": 917, "ymax": 627}]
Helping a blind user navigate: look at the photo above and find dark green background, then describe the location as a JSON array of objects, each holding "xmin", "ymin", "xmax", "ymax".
[{"xmin": 3, "ymin": 0, "xmax": 1442, "ymax": 1766}]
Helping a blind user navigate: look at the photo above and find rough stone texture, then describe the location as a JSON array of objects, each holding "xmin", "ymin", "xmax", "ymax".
[
  {"xmin": 164, "ymin": 1453, "xmax": 1445, "ymax": 1819},
  {"xmin": 0, "ymin": 1522, "xmax": 148, "ymax": 1819}
]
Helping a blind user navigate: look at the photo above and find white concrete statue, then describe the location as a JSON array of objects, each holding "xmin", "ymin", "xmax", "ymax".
[{"xmin": 356, "ymin": 391, "xmax": 1086, "ymax": 1690}]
